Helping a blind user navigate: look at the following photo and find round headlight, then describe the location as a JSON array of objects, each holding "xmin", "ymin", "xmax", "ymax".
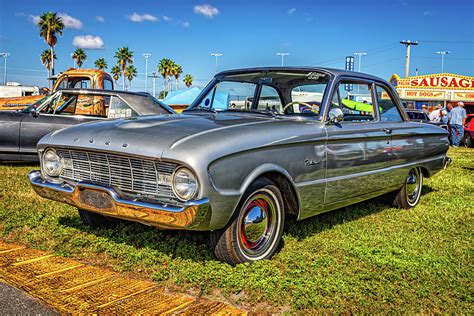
[
  {"xmin": 42, "ymin": 149, "xmax": 62, "ymax": 177},
  {"xmin": 172, "ymin": 167, "xmax": 198, "ymax": 201}
]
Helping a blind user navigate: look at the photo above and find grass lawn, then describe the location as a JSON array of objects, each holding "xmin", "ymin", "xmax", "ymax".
[{"xmin": 1, "ymin": 148, "xmax": 472, "ymax": 313}]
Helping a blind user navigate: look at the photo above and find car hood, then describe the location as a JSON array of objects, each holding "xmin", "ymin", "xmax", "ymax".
[{"xmin": 40, "ymin": 113, "xmax": 274, "ymax": 159}]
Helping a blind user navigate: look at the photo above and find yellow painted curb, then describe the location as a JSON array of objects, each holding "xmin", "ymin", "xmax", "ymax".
[{"xmin": 0, "ymin": 241, "xmax": 245, "ymax": 315}]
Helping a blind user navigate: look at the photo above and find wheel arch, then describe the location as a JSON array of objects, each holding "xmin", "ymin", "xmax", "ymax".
[{"xmin": 235, "ymin": 164, "xmax": 300, "ymax": 218}]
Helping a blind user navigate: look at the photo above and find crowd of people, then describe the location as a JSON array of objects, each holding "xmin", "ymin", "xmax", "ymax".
[{"xmin": 421, "ymin": 102, "xmax": 467, "ymax": 147}]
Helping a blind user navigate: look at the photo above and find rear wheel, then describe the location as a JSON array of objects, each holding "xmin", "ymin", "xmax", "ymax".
[
  {"xmin": 78, "ymin": 209, "xmax": 117, "ymax": 228},
  {"xmin": 464, "ymin": 133, "xmax": 472, "ymax": 148},
  {"xmin": 393, "ymin": 167, "xmax": 423, "ymax": 209},
  {"xmin": 212, "ymin": 178, "xmax": 285, "ymax": 265}
]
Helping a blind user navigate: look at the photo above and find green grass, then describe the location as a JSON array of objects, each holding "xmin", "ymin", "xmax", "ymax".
[{"xmin": 1, "ymin": 148, "xmax": 473, "ymax": 313}]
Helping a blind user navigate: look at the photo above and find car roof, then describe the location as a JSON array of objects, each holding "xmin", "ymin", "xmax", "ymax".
[{"xmin": 216, "ymin": 66, "xmax": 385, "ymax": 82}]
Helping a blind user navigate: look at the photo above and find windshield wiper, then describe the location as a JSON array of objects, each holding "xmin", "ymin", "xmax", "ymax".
[
  {"xmin": 223, "ymin": 108, "xmax": 279, "ymax": 118},
  {"xmin": 183, "ymin": 106, "xmax": 216, "ymax": 113}
]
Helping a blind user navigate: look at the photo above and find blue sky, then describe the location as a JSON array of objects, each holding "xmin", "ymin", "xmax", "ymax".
[{"xmin": 0, "ymin": 0, "xmax": 473, "ymax": 91}]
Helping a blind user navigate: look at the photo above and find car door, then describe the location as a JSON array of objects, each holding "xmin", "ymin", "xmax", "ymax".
[
  {"xmin": 19, "ymin": 92, "xmax": 106, "ymax": 157},
  {"xmin": 323, "ymin": 78, "xmax": 393, "ymax": 209}
]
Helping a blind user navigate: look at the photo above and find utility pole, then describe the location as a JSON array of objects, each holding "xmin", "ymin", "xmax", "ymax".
[
  {"xmin": 400, "ymin": 40, "xmax": 418, "ymax": 78},
  {"xmin": 142, "ymin": 53, "xmax": 151, "ymax": 92},
  {"xmin": 210, "ymin": 53, "xmax": 223, "ymax": 73},
  {"xmin": 436, "ymin": 51, "xmax": 450, "ymax": 73},
  {"xmin": 276, "ymin": 52, "xmax": 289, "ymax": 66},
  {"xmin": 148, "ymin": 71, "xmax": 159, "ymax": 98},
  {"xmin": 353, "ymin": 52, "xmax": 367, "ymax": 72},
  {"xmin": 0, "ymin": 52, "xmax": 10, "ymax": 85}
]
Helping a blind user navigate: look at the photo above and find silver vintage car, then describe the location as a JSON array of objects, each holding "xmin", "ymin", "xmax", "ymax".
[{"xmin": 29, "ymin": 67, "xmax": 451, "ymax": 264}]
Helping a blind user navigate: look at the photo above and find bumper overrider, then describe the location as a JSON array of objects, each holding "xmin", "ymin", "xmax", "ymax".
[{"xmin": 28, "ymin": 170, "xmax": 211, "ymax": 230}]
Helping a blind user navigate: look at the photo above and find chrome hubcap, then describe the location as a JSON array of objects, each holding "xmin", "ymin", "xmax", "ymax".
[
  {"xmin": 238, "ymin": 192, "xmax": 276, "ymax": 257},
  {"xmin": 406, "ymin": 168, "xmax": 421, "ymax": 204}
]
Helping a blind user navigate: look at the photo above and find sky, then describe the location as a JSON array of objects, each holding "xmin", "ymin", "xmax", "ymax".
[{"xmin": 0, "ymin": 0, "xmax": 473, "ymax": 92}]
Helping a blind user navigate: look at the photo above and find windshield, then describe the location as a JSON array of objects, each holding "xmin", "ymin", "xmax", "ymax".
[{"xmin": 187, "ymin": 70, "xmax": 330, "ymax": 118}]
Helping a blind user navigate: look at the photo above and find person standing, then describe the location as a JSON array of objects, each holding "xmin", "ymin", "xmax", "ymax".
[
  {"xmin": 421, "ymin": 104, "xmax": 429, "ymax": 115},
  {"xmin": 447, "ymin": 102, "xmax": 467, "ymax": 147}
]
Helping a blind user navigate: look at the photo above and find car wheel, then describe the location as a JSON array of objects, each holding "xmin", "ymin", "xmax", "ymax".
[
  {"xmin": 78, "ymin": 209, "xmax": 117, "ymax": 228},
  {"xmin": 212, "ymin": 178, "xmax": 285, "ymax": 265},
  {"xmin": 464, "ymin": 133, "xmax": 472, "ymax": 148},
  {"xmin": 393, "ymin": 167, "xmax": 423, "ymax": 209}
]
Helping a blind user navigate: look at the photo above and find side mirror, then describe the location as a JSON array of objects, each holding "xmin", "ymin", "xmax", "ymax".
[
  {"xmin": 30, "ymin": 108, "xmax": 39, "ymax": 118},
  {"xmin": 328, "ymin": 108, "xmax": 343, "ymax": 124}
]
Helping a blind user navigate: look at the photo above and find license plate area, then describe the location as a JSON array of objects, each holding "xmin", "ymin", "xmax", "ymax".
[{"xmin": 77, "ymin": 188, "xmax": 116, "ymax": 214}]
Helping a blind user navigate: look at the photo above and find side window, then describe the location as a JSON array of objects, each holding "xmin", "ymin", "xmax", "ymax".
[
  {"xmin": 109, "ymin": 96, "xmax": 138, "ymax": 118},
  {"xmin": 72, "ymin": 95, "xmax": 108, "ymax": 117},
  {"xmin": 199, "ymin": 81, "xmax": 256, "ymax": 110},
  {"xmin": 103, "ymin": 79, "xmax": 113, "ymax": 90},
  {"xmin": 330, "ymin": 81, "xmax": 375, "ymax": 122},
  {"xmin": 376, "ymin": 84, "xmax": 404, "ymax": 122},
  {"xmin": 257, "ymin": 85, "xmax": 282, "ymax": 112},
  {"xmin": 71, "ymin": 78, "xmax": 91, "ymax": 89}
]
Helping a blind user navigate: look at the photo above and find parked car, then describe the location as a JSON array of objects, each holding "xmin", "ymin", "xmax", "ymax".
[
  {"xmin": 405, "ymin": 109, "xmax": 448, "ymax": 130},
  {"xmin": 0, "ymin": 89, "xmax": 175, "ymax": 161},
  {"xmin": 29, "ymin": 67, "xmax": 451, "ymax": 264},
  {"xmin": 463, "ymin": 114, "xmax": 474, "ymax": 147}
]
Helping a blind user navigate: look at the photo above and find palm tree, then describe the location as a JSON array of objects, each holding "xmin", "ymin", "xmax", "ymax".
[
  {"xmin": 183, "ymin": 74, "xmax": 194, "ymax": 88},
  {"xmin": 37, "ymin": 12, "xmax": 64, "ymax": 86},
  {"xmin": 158, "ymin": 58, "xmax": 172, "ymax": 95},
  {"xmin": 94, "ymin": 58, "xmax": 107, "ymax": 70},
  {"xmin": 172, "ymin": 64, "xmax": 183, "ymax": 90},
  {"xmin": 72, "ymin": 48, "xmax": 87, "ymax": 68},
  {"xmin": 114, "ymin": 47, "xmax": 134, "ymax": 90},
  {"xmin": 40, "ymin": 49, "xmax": 56, "ymax": 81},
  {"xmin": 111, "ymin": 65, "xmax": 121, "ymax": 86},
  {"xmin": 125, "ymin": 65, "xmax": 137, "ymax": 90}
]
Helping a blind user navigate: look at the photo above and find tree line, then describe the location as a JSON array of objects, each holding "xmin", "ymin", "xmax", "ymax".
[{"xmin": 36, "ymin": 12, "xmax": 194, "ymax": 93}]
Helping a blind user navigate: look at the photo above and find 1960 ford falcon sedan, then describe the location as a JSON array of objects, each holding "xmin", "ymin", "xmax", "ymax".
[{"xmin": 29, "ymin": 67, "xmax": 451, "ymax": 264}]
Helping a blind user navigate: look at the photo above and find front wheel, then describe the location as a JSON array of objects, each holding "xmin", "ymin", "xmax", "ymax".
[
  {"xmin": 393, "ymin": 167, "xmax": 423, "ymax": 209},
  {"xmin": 212, "ymin": 178, "xmax": 285, "ymax": 265}
]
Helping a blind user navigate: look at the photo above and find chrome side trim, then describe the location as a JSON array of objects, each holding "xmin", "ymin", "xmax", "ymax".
[{"xmin": 29, "ymin": 171, "xmax": 211, "ymax": 230}]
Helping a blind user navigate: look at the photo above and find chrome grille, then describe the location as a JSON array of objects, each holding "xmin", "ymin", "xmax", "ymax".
[{"xmin": 55, "ymin": 149, "xmax": 179, "ymax": 205}]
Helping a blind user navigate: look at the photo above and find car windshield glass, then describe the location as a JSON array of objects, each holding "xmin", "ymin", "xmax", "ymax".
[{"xmin": 186, "ymin": 70, "xmax": 330, "ymax": 118}]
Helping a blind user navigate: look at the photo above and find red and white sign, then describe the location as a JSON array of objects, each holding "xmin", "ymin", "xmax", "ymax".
[{"xmin": 392, "ymin": 73, "xmax": 474, "ymax": 90}]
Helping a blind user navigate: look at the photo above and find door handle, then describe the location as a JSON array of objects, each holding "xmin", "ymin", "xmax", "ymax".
[{"xmin": 383, "ymin": 128, "xmax": 393, "ymax": 135}]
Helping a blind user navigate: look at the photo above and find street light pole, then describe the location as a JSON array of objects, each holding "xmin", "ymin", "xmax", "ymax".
[
  {"xmin": 148, "ymin": 72, "xmax": 159, "ymax": 98},
  {"xmin": 353, "ymin": 52, "xmax": 367, "ymax": 72},
  {"xmin": 436, "ymin": 51, "xmax": 450, "ymax": 73},
  {"xmin": 142, "ymin": 53, "xmax": 152, "ymax": 92},
  {"xmin": 276, "ymin": 52, "xmax": 289, "ymax": 66},
  {"xmin": 210, "ymin": 53, "xmax": 223, "ymax": 73},
  {"xmin": 400, "ymin": 40, "xmax": 418, "ymax": 78},
  {"xmin": 0, "ymin": 52, "xmax": 10, "ymax": 85}
]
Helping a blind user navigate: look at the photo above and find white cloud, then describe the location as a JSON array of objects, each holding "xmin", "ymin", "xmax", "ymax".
[
  {"xmin": 29, "ymin": 13, "xmax": 83, "ymax": 29},
  {"xmin": 96, "ymin": 16, "xmax": 105, "ymax": 22},
  {"xmin": 287, "ymin": 8, "xmax": 296, "ymax": 15},
  {"xmin": 423, "ymin": 10, "xmax": 432, "ymax": 16},
  {"xmin": 128, "ymin": 13, "xmax": 159, "ymax": 22},
  {"xmin": 194, "ymin": 4, "xmax": 219, "ymax": 18},
  {"xmin": 73, "ymin": 35, "xmax": 104, "ymax": 49},
  {"xmin": 162, "ymin": 15, "xmax": 172, "ymax": 21},
  {"xmin": 59, "ymin": 13, "xmax": 83, "ymax": 29},
  {"xmin": 182, "ymin": 21, "xmax": 191, "ymax": 28}
]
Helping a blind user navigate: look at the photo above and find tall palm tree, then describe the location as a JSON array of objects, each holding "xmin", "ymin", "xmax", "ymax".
[
  {"xmin": 72, "ymin": 48, "xmax": 87, "ymax": 68},
  {"xmin": 158, "ymin": 58, "xmax": 170, "ymax": 95},
  {"xmin": 37, "ymin": 12, "xmax": 64, "ymax": 86},
  {"xmin": 125, "ymin": 65, "xmax": 137, "ymax": 90},
  {"xmin": 94, "ymin": 58, "xmax": 107, "ymax": 70},
  {"xmin": 183, "ymin": 74, "xmax": 194, "ymax": 88},
  {"xmin": 114, "ymin": 47, "xmax": 134, "ymax": 90},
  {"xmin": 172, "ymin": 64, "xmax": 183, "ymax": 90},
  {"xmin": 111, "ymin": 65, "xmax": 121, "ymax": 86},
  {"xmin": 40, "ymin": 49, "xmax": 56, "ymax": 82}
]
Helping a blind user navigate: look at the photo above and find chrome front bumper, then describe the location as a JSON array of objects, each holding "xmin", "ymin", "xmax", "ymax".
[{"xmin": 28, "ymin": 171, "xmax": 211, "ymax": 230}]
